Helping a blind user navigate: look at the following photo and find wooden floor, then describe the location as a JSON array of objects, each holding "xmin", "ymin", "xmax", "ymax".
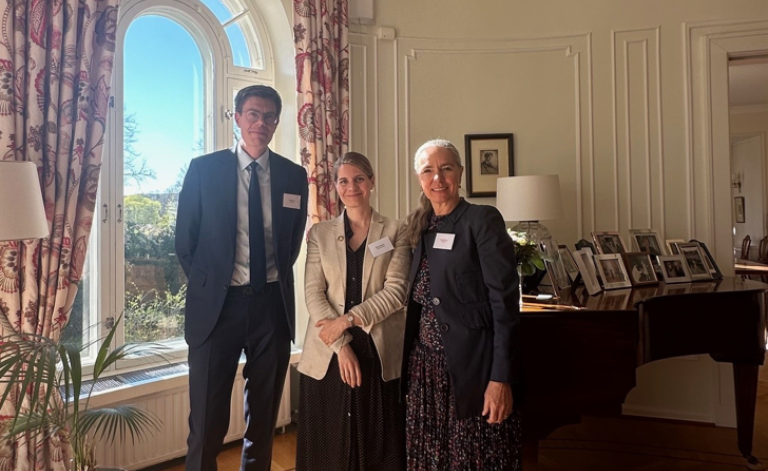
[{"xmin": 156, "ymin": 359, "xmax": 768, "ymax": 471}]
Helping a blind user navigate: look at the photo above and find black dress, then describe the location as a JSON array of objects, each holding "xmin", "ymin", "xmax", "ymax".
[{"xmin": 296, "ymin": 216, "xmax": 406, "ymax": 471}]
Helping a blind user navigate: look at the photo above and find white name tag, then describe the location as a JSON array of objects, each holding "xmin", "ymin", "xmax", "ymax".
[
  {"xmin": 368, "ymin": 237, "xmax": 394, "ymax": 257},
  {"xmin": 283, "ymin": 193, "xmax": 301, "ymax": 209},
  {"xmin": 433, "ymin": 233, "xmax": 455, "ymax": 250}
]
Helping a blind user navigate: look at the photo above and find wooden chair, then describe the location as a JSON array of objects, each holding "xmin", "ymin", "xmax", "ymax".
[
  {"xmin": 758, "ymin": 236, "xmax": 768, "ymax": 264},
  {"xmin": 741, "ymin": 235, "xmax": 752, "ymax": 260}
]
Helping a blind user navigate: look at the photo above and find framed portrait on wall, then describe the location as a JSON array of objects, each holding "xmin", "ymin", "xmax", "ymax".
[
  {"xmin": 734, "ymin": 196, "xmax": 745, "ymax": 223},
  {"xmin": 464, "ymin": 133, "xmax": 514, "ymax": 197}
]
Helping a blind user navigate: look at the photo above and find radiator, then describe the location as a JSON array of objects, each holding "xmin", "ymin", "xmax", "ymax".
[{"xmin": 88, "ymin": 350, "xmax": 299, "ymax": 470}]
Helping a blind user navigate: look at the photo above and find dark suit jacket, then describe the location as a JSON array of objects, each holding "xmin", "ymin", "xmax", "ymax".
[
  {"xmin": 402, "ymin": 199, "xmax": 520, "ymax": 419},
  {"xmin": 175, "ymin": 146, "xmax": 308, "ymax": 348}
]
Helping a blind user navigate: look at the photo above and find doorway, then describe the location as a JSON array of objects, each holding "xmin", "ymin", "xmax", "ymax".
[{"xmin": 729, "ymin": 55, "xmax": 768, "ymax": 261}]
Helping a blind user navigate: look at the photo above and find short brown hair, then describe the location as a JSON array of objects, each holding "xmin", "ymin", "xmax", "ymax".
[
  {"xmin": 234, "ymin": 85, "xmax": 282, "ymax": 116},
  {"xmin": 333, "ymin": 152, "xmax": 375, "ymax": 182}
]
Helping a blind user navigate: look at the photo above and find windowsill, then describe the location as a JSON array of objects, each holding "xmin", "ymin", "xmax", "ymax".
[{"xmin": 84, "ymin": 346, "xmax": 302, "ymax": 408}]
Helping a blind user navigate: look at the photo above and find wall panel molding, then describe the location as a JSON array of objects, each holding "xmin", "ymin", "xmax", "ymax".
[
  {"xmin": 350, "ymin": 33, "xmax": 381, "ymax": 209},
  {"xmin": 612, "ymin": 27, "xmax": 665, "ymax": 236},
  {"xmin": 397, "ymin": 34, "xmax": 594, "ymax": 235}
]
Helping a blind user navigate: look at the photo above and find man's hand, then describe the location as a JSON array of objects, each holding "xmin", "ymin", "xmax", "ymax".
[
  {"xmin": 337, "ymin": 344, "xmax": 361, "ymax": 387},
  {"xmin": 316, "ymin": 317, "xmax": 348, "ymax": 346},
  {"xmin": 482, "ymin": 381, "xmax": 513, "ymax": 424}
]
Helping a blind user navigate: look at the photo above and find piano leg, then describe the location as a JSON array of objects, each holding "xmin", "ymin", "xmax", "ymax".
[
  {"xmin": 733, "ymin": 363, "xmax": 766, "ymax": 470},
  {"xmin": 522, "ymin": 440, "xmax": 540, "ymax": 471}
]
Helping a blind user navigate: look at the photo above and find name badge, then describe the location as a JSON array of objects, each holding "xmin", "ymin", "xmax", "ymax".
[
  {"xmin": 283, "ymin": 193, "xmax": 301, "ymax": 209},
  {"xmin": 433, "ymin": 233, "xmax": 455, "ymax": 250},
  {"xmin": 368, "ymin": 237, "xmax": 394, "ymax": 257}
]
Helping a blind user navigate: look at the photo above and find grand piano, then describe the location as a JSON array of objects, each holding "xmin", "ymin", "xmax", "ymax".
[{"xmin": 519, "ymin": 276, "xmax": 767, "ymax": 470}]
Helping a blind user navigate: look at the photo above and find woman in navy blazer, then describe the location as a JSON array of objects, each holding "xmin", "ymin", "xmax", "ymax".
[{"xmin": 402, "ymin": 139, "xmax": 522, "ymax": 470}]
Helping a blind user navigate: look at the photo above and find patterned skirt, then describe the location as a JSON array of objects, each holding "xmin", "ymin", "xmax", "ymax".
[
  {"xmin": 296, "ymin": 326, "xmax": 406, "ymax": 471},
  {"xmin": 405, "ymin": 339, "xmax": 522, "ymax": 471}
]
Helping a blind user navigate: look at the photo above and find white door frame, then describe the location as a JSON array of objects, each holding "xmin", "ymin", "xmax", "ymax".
[{"xmin": 686, "ymin": 19, "xmax": 768, "ymax": 275}]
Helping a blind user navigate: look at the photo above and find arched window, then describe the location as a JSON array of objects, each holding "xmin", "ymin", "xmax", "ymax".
[{"xmin": 66, "ymin": 0, "xmax": 286, "ymax": 368}]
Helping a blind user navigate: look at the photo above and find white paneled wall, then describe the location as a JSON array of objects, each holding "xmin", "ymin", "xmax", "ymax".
[{"xmin": 346, "ymin": 0, "xmax": 768, "ymax": 426}]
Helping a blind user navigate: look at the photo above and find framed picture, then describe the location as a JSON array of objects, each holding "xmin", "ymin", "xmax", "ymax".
[
  {"xmin": 558, "ymin": 245, "xmax": 580, "ymax": 284},
  {"xmin": 666, "ymin": 239, "xmax": 686, "ymax": 255},
  {"xmin": 464, "ymin": 133, "xmax": 514, "ymax": 197},
  {"xmin": 677, "ymin": 244, "xmax": 712, "ymax": 281},
  {"xmin": 622, "ymin": 252, "xmax": 659, "ymax": 286},
  {"xmin": 689, "ymin": 239, "xmax": 723, "ymax": 279},
  {"xmin": 572, "ymin": 248, "xmax": 601, "ymax": 295},
  {"xmin": 658, "ymin": 255, "xmax": 692, "ymax": 283},
  {"xmin": 734, "ymin": 196, "xmax": 745, "ymax": 223},
  {"xmin": 574, "ymin": 239, "xmax": 597, "ymax": 254},
  {"xmin": 594, "ymin": 254, "xmax": 632, "ymax": 290},
  {"xmin": 629, "ymin": 229, "xmax": 665, "ymax": 256},
  {"xmin": 592, "ymin": 231, "xmax": 628, "ymax": 255}
]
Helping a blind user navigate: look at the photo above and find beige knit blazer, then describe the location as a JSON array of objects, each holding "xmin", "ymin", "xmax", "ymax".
[{"xmin": 297, "ymin": 209, "xmax": 412, "ymax": 382}]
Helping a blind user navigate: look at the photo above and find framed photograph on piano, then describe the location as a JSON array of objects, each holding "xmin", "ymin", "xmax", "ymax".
[
  {"xmin": 677, "ymin": 244, "xmax": 712, "ymax": 281},
  {"xmin": 592, "ymin": 231, "xmax": 628, "ymax": 255},
  {"xmin": 572, "ymin": 248, "xmax": 601, "ymax": 295},
  {"xmin": 558, "ymin": 245, "xmax": 581, "ymax": 284},
  {"xmin": 687, "ymin": 240, "xmax": 723, "ymax": 279},
  {"xmin": 657, "ymin": 255, "xmax": 692, "ymax": 283},
  {"xmin": 594, "ymin": 254, "xmax": 632, "ymax": 290},
  {"xmin": 622, "ymin": 252, "xmax": 659, "ymax": 286},
  {"xmin": 665, "ymin": 239, "xmax": 686, "ymax": 255},
  {"xmin": 629, "ymin": 229, "xmax": 665, "ymax": 256}
]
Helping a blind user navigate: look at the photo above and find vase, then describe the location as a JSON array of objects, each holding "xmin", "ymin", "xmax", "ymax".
[{"xmin": 517, "ymin": 265, "xmax": 524, "ymax": 309}]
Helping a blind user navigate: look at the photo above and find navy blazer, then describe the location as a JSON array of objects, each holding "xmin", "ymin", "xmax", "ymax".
[
  {"xmin": 402, "ymin": 199, "xmax": 520, "ymax": 419},
  {"xmin": 175, "ymin": 146, "xmax": 308, "ymax": 348}
]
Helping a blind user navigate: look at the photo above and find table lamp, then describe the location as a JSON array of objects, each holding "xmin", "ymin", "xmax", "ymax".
[
  {"xmin": 0, "ymin": 161, "xmax": 49, "ymax": 241},
  {"xmin": 495, "ymin": 174, "xmax": 564, "ymax": 246}
]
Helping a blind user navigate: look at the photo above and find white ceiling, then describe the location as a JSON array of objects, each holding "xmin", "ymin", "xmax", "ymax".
[{"xmin": 729, "ymin": 58, "xmax": 768, "ymax": 108}]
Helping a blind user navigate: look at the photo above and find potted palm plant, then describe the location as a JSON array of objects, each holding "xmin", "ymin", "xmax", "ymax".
[{"xmin": 0, "ymin": 314, "xmax": 161, "ymax": 471}]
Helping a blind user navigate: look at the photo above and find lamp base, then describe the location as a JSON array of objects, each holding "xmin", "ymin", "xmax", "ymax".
[{"xmin": 509, "ymin": 221, "xmax": 551, "ymax": 247}]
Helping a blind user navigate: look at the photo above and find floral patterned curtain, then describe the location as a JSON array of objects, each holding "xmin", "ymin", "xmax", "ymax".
[
  {"xmin": 294, "ymin": 0, "xmax": 349, "ymax": 223},
  {"xmin": 0, "ymin": 0, "xmax": 119, "ymax": 469}
]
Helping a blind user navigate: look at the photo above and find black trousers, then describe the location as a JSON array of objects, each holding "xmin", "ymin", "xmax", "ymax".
[{"xmin": 186, "ymin": 283, "xmax": 291, "ymax": 471}]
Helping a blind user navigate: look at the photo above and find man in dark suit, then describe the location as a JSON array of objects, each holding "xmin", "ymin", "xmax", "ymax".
[{"xmin": 175, "ymin": 85, "xmax": 308, "ymax": 471}]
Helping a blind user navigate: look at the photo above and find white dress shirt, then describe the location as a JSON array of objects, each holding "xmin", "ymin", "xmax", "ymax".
[{"xmin": 231, "ymin": 142, "xmax": 279, "ymax": 286}]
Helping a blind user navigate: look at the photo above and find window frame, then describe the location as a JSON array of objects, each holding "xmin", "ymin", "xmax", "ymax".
[{"xmin": 78, "ymin": 0, "xmax": 277, "ymax": 374}]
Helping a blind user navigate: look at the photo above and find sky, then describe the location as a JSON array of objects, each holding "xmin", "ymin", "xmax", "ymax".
[
  {"xmin": 124, "ymin": 15, "xmax": 204, "ymax": 195},
  {"xmin": 122, "ymin": 2, "xmax": 251, "ymax": 196}
]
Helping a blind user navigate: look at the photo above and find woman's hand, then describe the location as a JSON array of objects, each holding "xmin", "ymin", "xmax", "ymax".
[
  {"xmin": 482, "ymin": 381, "xmax": 513, "ymax": 424},
  {"xmin": 316, "ymin": 317, "xmax": 348, "ymax": 346},
  {"xmin": 337, "ymin": 344, "xmax": 361, "ymax": 387}
]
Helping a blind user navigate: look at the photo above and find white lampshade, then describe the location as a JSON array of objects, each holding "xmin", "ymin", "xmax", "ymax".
[
  {"xmin": 0, "ymin": 161, "xmax": 49, "ymax": 241},
  {"xmin": 496, "ymin": 174, "xmax": 564, "ymax": 222}
]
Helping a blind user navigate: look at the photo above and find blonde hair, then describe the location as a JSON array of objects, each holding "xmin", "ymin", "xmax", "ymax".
[{"xmin": 404, "ymin": 139, "xmax": 463, "ymax": 247}]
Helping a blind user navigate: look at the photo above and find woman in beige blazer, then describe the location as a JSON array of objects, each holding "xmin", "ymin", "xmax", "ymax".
[{"xmin": 296, "ymin": 152, "xmax": 412, "ymax": 471}]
